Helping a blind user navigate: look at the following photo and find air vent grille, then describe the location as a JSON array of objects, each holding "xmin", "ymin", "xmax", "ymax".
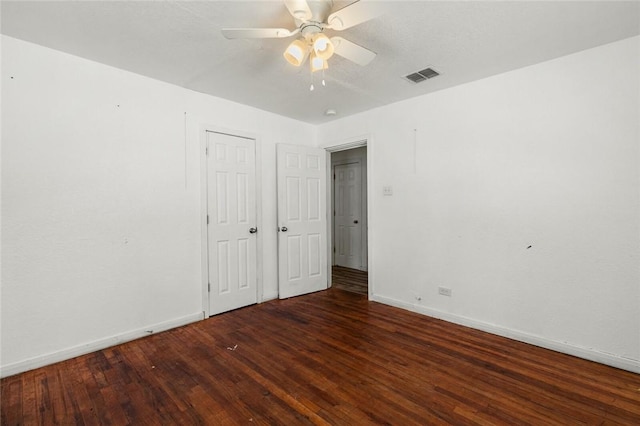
[
  {"xmin": 405, "ymin": 73, "xmax": 427, "ymax": 83},
  {"xmin": 405, "ymin": 67, "xmax": 440, "ymax": 83}
]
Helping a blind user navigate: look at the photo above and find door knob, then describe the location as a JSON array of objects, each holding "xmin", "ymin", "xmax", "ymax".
[
  {"xmin": 354, "ymin": 220, "xmax": 359, "ymax": 224},
  {"xmin": 280, "ymin": 226, "xmax": 288, "ymax": 232},
  {"xmin": 249, "ymin": 227, "xmax": 257, "ymax": 234}
]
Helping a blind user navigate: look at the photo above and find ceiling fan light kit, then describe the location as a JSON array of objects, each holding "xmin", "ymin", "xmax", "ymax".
[
  {"xmin": 310, "ymin": 51, "xmax": 329, "ymax": 72},
  {"xmin": 222, "ymin": 0, "xmax": 382, "ymax": 91},
  {"xmin": 283, "ymin": 39, "xmax": 309, "ymax": 66},
  {"xmin": 311, "ymin": 33, "xmax": 334, "ymax": 60}
]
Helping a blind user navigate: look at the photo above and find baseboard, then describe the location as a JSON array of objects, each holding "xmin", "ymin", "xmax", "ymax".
[
  {"xmin": 0, "ymin": 312, "xmax": 204, "ymax": 378},
  {"xmin": 371, "ymin": 294, "xmax": 640, "ymax": 374}
]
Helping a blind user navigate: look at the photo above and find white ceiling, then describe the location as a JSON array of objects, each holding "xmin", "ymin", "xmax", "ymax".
[{"xmin": 2, "ymin": 1, "xmax": 639, "ymax": 124}]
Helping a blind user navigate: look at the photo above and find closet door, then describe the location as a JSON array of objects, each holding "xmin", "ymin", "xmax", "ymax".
[{"xmin": 206, "ymin": 131, "xmax": 257, "ymax": 315}]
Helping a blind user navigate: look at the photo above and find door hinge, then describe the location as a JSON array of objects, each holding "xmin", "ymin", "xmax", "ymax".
[
  {"xmin": 205, "ymin": 145, "xmax": 209, "ymax": 156},
  {"xmin": 333, "ymin": 246, "xmax": 336, "ymax": 253},
  {"xmin": 208, "ymin": 282, "xmax": 210, "ymax": 292},
  {"xmin": 207, "ymin": 215, "xmax": 209, "ymax": 225}
]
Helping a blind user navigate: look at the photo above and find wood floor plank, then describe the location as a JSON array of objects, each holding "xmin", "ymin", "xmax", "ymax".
[
  {"xmin": 332, "ymin": 265, "xmax": 368, "ymax": 295},
  {"xmin": 1, "ymin": 376, "xmax": 22, "ymax": 425},
  {"xmin": 3, "ymin": 287, "xmax": 640, "ymax": 425}
]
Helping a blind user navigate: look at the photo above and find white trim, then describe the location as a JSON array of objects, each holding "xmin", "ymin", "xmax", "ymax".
[
  {"xmin": 200, "ymin": 128, "xmax": 210, "ymax": 315},
  {"xmin": 254, "ymin": 136, "xmax": 264, "ymax": 303},
  {"xmin": 372, "ymin": 294, "xmax": 640, "ymax": 374},
  {"xmin": 326, "ymin": 151, "xmax": 333, "ymax": 288},
  {"xmin": 200, "ymin": 125, "xmax": 264, "ymax": 317},
  {"xmin": 0, "ymin": 312, "xmax": 204, "ymax": 378},
  {"xmin": 322, "ymin": 136, "xmax": 368, "ymax": 153}
]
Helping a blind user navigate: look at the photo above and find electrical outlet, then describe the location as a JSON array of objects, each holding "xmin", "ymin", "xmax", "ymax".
[
  {"xmin": 383, "ymin": 186, "xmax": 393, "ymax": 196},
  {"xmin": 438, "ymin": 286, "xmax": 452, "ymax": 297}
]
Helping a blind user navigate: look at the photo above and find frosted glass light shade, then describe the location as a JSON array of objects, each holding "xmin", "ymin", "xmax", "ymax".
[
  {"xmin": 283, "ymin": 39, "xmax": 309, "ymax": 66},
  {"xmin": 310, "ymin": 51, "xmax": 328, "ymax": 72},
  {"xmin": 312, "ymin": 34, "xmax": 334, "ymax": 60}
]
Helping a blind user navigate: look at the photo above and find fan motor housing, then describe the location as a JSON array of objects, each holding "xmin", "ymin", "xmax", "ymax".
[
  {"xmin": 294, "ymin": 0, "xmax": 333, "ymax": 27},
  {"xmin": 301, "ymin": 23, "xmax": 324, "ymax": 38}
]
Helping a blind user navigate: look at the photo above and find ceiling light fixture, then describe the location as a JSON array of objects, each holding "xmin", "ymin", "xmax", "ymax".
[
  {"xmin": 311, "ymin": 33, "xmax": 334, "ymax": 60},
  {"xmin": 283, "ymin": 39, "xmax": 309, "ymax": 66},
  {"xmin": 283, "ymin": 34, "xmax": 335, "ymax": 91},
  {"xmin": 310, "ymin": 51, "xmax": 328, "ymax": 72},
  {"xmin": 222, "ymin": 0, "xmax": 384, "ymax": 91}
]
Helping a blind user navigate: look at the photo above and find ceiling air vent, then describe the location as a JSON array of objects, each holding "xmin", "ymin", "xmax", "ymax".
[{"xmin": 405, "ymin": 67, "xmax": 440, "ymax": 83}]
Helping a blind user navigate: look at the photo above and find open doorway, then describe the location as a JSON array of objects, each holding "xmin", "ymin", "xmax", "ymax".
[{"xmin": 330, "ymin": 146, "xmax": 368, "ymax": 295}]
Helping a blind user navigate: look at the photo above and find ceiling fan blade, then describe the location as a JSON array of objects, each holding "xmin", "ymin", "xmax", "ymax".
[
  {"xmin": 330, "ymin": 36, "xmax": 376, "ymax": 66},
  {"xmin": 284, "ymin": 0, "xmax": 312, "ymax": 21},
  {"xmin": 221, "ymin": 27, "xmax": 299, "ymax": 39},
  {"xmin": 326, "ymin": 1, "xmax": 385, "ymax": 31}
]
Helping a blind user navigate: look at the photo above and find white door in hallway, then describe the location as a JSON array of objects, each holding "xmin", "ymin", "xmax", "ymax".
[
  {"xmin": 277, "ymin": 144, "xmax": 327, "ymax": 299},
  {"xmin": 334, "ymin": 162, "xmax": 363, "ymax": 270},
  {"xmin": 207, "ymin": 131, "xmax": 258, "ymax": 315}
]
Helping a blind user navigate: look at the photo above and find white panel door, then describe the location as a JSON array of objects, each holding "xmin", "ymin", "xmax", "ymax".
[
  {"xmin": 334, "ymin": 162, "xmax": 362, "ymax": 269},
  {"xmin": 207, "ymin": 132, "xmax": 257, "ymax": 315},
  {"xmin": 277, "ymin": 144, "xmax": 327, "ymax": 299}
]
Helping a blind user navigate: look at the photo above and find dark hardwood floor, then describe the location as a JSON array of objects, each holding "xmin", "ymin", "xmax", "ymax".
[
  {"xmin": 331, "ymin": 265, "xmax": 367, "ymax": 295},
  {"xmin": 2, "ymin": 288, "xmax": 640, "ymax": 425}
]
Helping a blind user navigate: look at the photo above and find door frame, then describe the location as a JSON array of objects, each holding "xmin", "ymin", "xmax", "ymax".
[
  {"xmin": 200, "ymin": 125, "xmax": 264, "ymax": 317},
  {"xmin": 322, "ymin": 135, "xmax": 373, "ymax": 299}
]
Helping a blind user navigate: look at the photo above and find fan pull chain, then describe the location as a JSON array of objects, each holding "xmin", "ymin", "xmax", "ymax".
[
  {"xmin": 310, "ymin": 66, "xmax": 314, "ymax": 91},
  {"xmin": 322, "ymin": 68, "xmax": 326, "ymax": 87}
]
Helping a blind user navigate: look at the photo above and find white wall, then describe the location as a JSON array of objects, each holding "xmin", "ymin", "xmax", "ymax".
[
  {"xmin": 318, "ymin": 36, "xmax": 640, "ymax": 372},
  {"xmin": 1, "ymin": 36, "xmax": 315, "ymax": 376},
  {"xmin": 3, "ymin": 33, "xmax": 639, "ymax": 376}
]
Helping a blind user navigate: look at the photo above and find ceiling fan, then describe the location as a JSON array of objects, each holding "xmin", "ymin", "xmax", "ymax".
[{"xmin": 221, "ymin": 0, "xmax": 383, "ymax": 73}]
